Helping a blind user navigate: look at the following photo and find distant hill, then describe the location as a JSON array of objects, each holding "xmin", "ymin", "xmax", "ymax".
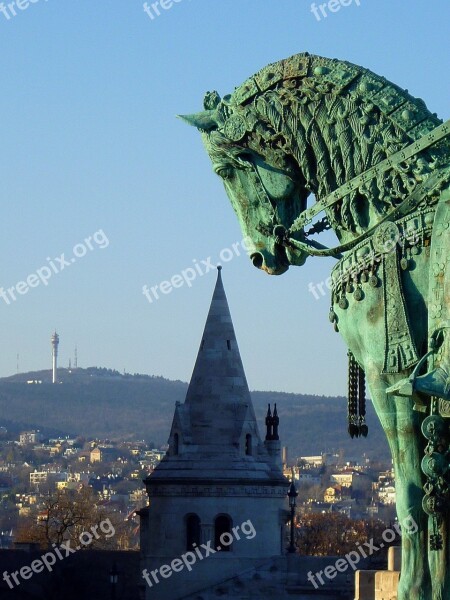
[{"xmin": 0, "ymin": 367, "xmax": 390, "ymax": 461}]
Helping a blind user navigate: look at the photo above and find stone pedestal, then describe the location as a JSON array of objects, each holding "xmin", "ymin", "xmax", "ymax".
[
  {"xmin": 387, "ymin": 546, "xmax": 401, "ymax": 572},
  {"xmin": 355, "ymin": 546, "xmax": 401, "ymax": 600},
  {"xmin": 375, "ymin": 570, "xmax": 400, "ymax": 600}
]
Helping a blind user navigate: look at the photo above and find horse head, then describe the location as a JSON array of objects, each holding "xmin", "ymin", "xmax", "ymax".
[
  {"xmin": 181, "ymin": 54, "xmax": 446, "ymax": 274},
  {"xmin": 180, "ymin": 91, "xmax": 310, "ymax": 275}
]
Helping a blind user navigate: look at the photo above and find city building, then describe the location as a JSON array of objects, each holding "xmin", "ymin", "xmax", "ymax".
[
  {"xmin": 375, "ymin": 469, "xmax": 397, "ymax": 505},
  {"xmin": 19, "ymin": 431, "xmax": 43, "ymax": 446},
  {"xmin": 90, "ymin": 446, "xmax": 121, "ymax": 463},
  {"xmin": 330, "ymin": 471, "xmax": 355, "ymax": 488}
]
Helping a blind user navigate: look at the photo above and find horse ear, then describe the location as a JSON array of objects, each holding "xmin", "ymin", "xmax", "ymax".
[{"xmin": 178, "ymin": 111, "xmax": 218, "ymax": 131}]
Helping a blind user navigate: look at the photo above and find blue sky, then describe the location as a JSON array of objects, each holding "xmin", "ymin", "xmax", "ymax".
[{"xmin": 0, "ymin": 0, "xmax": 448, "ymax": 395}]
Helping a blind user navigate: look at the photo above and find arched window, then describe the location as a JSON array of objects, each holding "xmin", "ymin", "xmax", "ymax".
[
  {"xmin": 173, "ymin": 433, "xmax": 179, "ymax": 455},
  {"xmin": 245, "ymin": 434, "xmax": 252, "ymax": 456},
  {"xmin": 186, "ymin": 514, "xmax": 201, "ymax": 550},
  {"xmin": 214, "ymin": 515, "xmax": 232, "ymax": 552}
]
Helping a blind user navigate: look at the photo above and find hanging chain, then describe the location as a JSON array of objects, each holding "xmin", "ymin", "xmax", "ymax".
[
  {"xmin": 348, "ymin": 351, "xmax": 359, "ymax": 438},
  {"xmin": 348, "ymin": 351, "xmax": 368, "ymax": 439},
  {"xmin": 358, "ymin": 366, "xmax": 368, "ymax": 437}
]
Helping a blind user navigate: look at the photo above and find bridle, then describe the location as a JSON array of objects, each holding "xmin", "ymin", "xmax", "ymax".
[{"xmin": 251, "ymin": 118, "xmax": 450, "ymax": 260}]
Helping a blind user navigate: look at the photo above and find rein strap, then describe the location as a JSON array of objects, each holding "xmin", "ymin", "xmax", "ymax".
[
  {"xmin": 289, "ymin": 118, "xmax": 450, "ymax": 233},
  {"xmin": 283, "ymin": 168, "xmax": 450, "ymax": 258}
]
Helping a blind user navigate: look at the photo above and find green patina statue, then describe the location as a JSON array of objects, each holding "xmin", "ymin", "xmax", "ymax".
[{"xmin": 181, "ymin": 53, "xmax": 450, "ymax": 600}]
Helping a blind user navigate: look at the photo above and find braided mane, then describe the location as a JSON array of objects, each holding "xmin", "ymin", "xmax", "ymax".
[{"xmin": 203, "ymin": 53, "xmax": 449, "ymax": 234}]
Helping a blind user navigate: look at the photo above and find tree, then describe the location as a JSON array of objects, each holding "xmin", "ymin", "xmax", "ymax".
[
  {"xmin": 15, "ymin": 486, "xmax": 128, "ymax": 549},
  {"xmin": 296, "ymin": 513, "xmax": 390, "ymax": 556}
]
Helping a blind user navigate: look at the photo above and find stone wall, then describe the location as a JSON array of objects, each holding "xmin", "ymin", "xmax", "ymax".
[
  {"xmin": 143, "ymin": 553, "xmax": 375, "ymax": 599},
  {"xmin": 355, "ymin": 547, "xmax": 400, "ymax": 600}
]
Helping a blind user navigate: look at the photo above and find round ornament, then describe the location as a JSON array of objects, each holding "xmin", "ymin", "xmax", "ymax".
[{"xmin": 223, "ymin": 115, "xmax": 247, "ymax": 141}]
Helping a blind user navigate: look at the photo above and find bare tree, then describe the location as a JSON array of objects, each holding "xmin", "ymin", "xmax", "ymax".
[
  {"xmin": 296, "ymin": 513, "xmax": 390, "ymax": 556},
  {"xmin": 15, "ymin": 486, "xmax": 128, "ymax": 549}
]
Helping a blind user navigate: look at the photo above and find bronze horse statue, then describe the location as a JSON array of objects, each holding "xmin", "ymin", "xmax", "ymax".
[{"xmin": 181, "ymin": 53, "xmax": 450, "ymax": 600}]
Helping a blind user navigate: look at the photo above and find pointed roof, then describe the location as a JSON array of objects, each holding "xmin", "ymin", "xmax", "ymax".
[
  {"xmin": 185, "ymin": 266, "xmax": 252, "ymax": 410},
  {"xmin": 147, "ymin": 268, "xmax": 285, "ymax": 484},
  {"xmin": 182, "ymin": 267, "xmax": 259, "ymax": 449}
]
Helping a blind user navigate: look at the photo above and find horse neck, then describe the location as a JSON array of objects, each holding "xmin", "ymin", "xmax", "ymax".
[
  {"xmin": 290, "ymin": 95, "xmax": 434, "ymax": 241},
  {"xmin": 292, "ymin": 96, "xmax": 367, "ymax": 194}
]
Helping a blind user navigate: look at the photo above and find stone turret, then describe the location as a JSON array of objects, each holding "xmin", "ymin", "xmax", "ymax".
[{"xmin": 139, "ymin": 268, "xmax": 288, "ymax": 600}]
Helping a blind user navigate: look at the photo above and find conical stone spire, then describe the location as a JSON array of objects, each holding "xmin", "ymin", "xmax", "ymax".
[
  {"xmin": 185, "ymin": 266, "xmax": 254, "ymax": 437},
  {"xmin": 148, "ymin": 267, "xmax": 285, "ymax": 482},
  {"xmin": 182, "ymin": 266, "xmax": 259, "ymax": 449}
]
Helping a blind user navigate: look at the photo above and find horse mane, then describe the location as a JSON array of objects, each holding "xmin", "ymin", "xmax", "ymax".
[{"xmin": 204, "ymin": 53, "xmax": 449, "ymax": 234}]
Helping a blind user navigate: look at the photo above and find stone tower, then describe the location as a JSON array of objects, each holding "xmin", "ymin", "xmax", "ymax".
[{"xmin": 139, "ymin": 267, "xmax": 288, "ymax": 600}]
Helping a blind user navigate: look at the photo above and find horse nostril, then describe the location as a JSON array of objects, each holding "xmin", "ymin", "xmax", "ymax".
[{"xmin": 251, "ymin": 253, "xmax": 264, "ymax": 269}]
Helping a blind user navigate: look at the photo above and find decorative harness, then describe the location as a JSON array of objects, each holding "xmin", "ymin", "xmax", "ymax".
[
  {"xmin": 252, "ymin": 117, "xmax": 450, "ymax": 258},
  {"xmin": 252, "ymin": 117, "xmax": 450, "ymax": 444},
  {"xmin": 253, "ymin": 117, "xmax": 450, "ymax": 549}
]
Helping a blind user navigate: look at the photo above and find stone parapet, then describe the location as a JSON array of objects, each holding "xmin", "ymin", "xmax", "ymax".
[
  {"xmin": 375, "ymin": 570, "xmax": 400, "ymax": 600},
  {"xmin": 355, "ymin": 564, "xmax": 400, "ymax": 600},
  {"xmin": 387, "ymin": 546, "xmax": 401, "ymax": 572}
]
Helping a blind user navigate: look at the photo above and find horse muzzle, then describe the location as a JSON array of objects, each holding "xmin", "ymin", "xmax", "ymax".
[{"xmin": 250, "ymin": 250, "xmax": 289, "ymax": 275}]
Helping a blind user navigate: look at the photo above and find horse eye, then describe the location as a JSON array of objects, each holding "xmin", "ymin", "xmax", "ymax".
[{"xmin": 216, "ymin": 167, "xmax": 233, "ymax": 180}]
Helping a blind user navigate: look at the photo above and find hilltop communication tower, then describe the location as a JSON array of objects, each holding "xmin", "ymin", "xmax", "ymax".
[{"xmin": 51, "ymin": 331, "xmax": 59, "ymax": 384}]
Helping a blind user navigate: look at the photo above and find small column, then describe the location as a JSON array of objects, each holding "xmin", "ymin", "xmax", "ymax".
[
  {"xmin": 201, "ymin": 524, "xmax": 214, "ymax": 546},
  {"xmin": 388, "ymin": 546, "xmax": 401, "ymax": 571}
]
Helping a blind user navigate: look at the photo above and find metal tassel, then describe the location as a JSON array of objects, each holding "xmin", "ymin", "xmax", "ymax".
[
  {"xmin": 348, "ymin": 351, "xmax": 368, "ymax": 438},
  {"xmin": 348, "ymin": 351, "xmax": 359, "ymax": 438},
  {"xmin": 358, "ymin": 365, "xmax": 368, "ymax": 437}
]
